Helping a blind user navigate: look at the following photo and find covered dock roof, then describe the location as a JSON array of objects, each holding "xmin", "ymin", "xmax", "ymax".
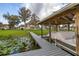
[
  {"xmin": 38, "ymin": 4, "xmax": 78, "ymax": 25},
  {"xmin": 38, "ymin": 3, "xmax": 79, "ymax": 55}
]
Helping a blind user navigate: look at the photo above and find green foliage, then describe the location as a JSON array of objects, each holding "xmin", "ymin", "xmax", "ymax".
[
  {"xmin": 0, "ymin": 37, "xmax": 31, "ymax": 55},
  {"xmin": 18, "ymin": 7, "xmax": 31, "ymax": 25},
  {"xmin": 3, "ymin": 13, "xmax": 20, "ymax": 29},
  {"xmin": 0, "ymin": 29, "xmax": 41, "ymax": 55}
]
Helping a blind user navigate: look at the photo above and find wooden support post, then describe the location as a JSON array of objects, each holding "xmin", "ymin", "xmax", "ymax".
[
  {"xmin": 68, "ymin": 24, "xmax": 70, "ymax": 31},
  {"xmin": 41, "ymin": 25, "xmax": 43, "ymax": 38},
  {"xmin": 56, "ymin": 24, "xmax": 58, "ymax": 31},
  {"xmin": 74, "ymin": 9, "xmax": 79, "ymax": 55},
  {"xmin": 54, "ymin": 24, "xmax": 58, "ymax": 46},
  {"xmin": 58, "ymin": 25, "xmax": 60, "ymax": 31},
  {"xmin": 49, "ymin": 23, "xmax": 52, "ymax": 43}
]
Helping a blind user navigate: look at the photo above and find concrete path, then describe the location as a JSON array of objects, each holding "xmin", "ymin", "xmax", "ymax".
[{"xmin": 11, "ymin": 32, "xmax": 72, "ymax": 56}]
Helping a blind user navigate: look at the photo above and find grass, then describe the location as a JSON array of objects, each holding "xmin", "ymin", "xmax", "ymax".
[
  {"xmin": 1, "ymin": 29, "xmax": 74, "ymax": 37},
  {"xmin": 27, "ymin": 29, "xmax": 48, "ymax": 35},
  {"xmin": 0, "ymin": 30, "xmax": 28, "ymax": 38},
  {"xmin": 0, "ymin": 29, "xmax": 48, "ymax": 38}
]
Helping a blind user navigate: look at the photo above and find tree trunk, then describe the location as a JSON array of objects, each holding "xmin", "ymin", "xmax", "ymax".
[{"xmin": 24, "ymin": 22, "xmax": 26, "ymax": 29}]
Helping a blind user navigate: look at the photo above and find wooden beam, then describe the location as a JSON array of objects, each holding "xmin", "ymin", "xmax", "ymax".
[
  {"xmin": 60, "ymin": 17, "xmax": 69, "ymax": 23},
  {"xmin": 74, "ymin": 8, "xmax": 79, "ymax": 55},
  {"xmin": 49, "ymin": 23, "xmax": 52, "ymax": 43},
  {"xmin": 59, "ymin": 17, "xmax": 69, "ymax": 24},
  {"xmin": 65, "ymin": 16, "xmax": 74, "ymax": 22},
  {"xmin": 61, "ymin": 16, "xmax": 72, "ymax": 23},
  {"xmin": 70, "ymin": 13, "xmax": 75, "ymax": 17}
]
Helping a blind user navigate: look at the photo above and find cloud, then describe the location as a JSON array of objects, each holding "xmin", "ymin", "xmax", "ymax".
[
  {"xmin": 0, "ymin": 3, "xmax": 67, "ymax": 24},
  {"xmin": 24, "ymin": 3, "xmax": 67, "ymax": 20},
  {"xmin": 25, "ymin": 3, "xmax": 43, "ymax": 15}
]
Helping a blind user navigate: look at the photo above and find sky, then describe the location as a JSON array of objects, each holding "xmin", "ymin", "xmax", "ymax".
[
  {"xmin": 25, "ymin": 3, "xmax": 67, "ymax": 20},
  {"xmin": 0, "ymin": 3, "xmax": 23, "ymax": 24},
  {"xmin": 0, "ymin": 3, "xmax": 67, "ymax": 24}
]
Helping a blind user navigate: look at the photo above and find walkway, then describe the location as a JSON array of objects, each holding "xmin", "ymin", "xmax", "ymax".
[{"xmin": 11, "ymin": 32, "xmax": 72, "ymax": 56}]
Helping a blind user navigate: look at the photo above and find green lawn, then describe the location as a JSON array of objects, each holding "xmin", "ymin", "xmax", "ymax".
[
  {"xmin": 0, "ymin": 30, "xmax": 29, "ymax": 38},
  {"xmin": 0, "ymin": 29, "xmax": 74, "ymax": 38},
  {"xmin": 0, "ymin": 29, "xmax": 48, "ymax": 37},
  {"xmin": 28, "ymin": 29, "xmax": 48, "ymax": 35}
]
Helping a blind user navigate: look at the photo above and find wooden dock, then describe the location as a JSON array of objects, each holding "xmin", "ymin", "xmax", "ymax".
[{"xmin": 11, "ymin": 32, "xmax": 72, "ymax": 56}]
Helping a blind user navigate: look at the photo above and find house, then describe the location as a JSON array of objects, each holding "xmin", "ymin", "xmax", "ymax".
[
  {"xmin": 0, "ymin": 23, "xmax": 9, "ymax": 30},
  {"xmin": 19, "ymin": 25, "xmax": 25, "ymax": 29}
]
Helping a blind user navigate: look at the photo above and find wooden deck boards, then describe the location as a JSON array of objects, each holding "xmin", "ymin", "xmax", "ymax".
[{"xmin": 11, "ymin": 32, "xmax": 72, "ymax": 56}]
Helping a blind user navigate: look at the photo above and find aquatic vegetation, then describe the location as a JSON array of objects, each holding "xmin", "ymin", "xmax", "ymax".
[
  {"xmin": 0, "ymin": 37, "xmax": 30, "ymax": 55},
  {"xmin": 0, "ymin": 30, "xmax": 40, "ymax": 55}
]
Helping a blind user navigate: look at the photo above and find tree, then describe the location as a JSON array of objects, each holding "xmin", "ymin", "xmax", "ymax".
[
  {"xmin": 18, "ymin": 7, "xmax": 31, "ymax": 28},
  {"xmin": 0, "ymin": 22, "xmax": 3, "ymax": 25},
  {"xmin": 3, "ymin": 13, "xmax": 20, "ymax": 29},
  {"xmin": 0, "ymin": 22, "xmax": 3, "ymax": 29},
  {"xmin": 30, "ymin": 13, "xmax": 40, "ymax": 28}
]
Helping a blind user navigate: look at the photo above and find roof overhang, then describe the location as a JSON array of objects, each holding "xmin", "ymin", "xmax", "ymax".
[{"xmin": 38, "ymin": 3, "xmax": 78, "ymax": 25}]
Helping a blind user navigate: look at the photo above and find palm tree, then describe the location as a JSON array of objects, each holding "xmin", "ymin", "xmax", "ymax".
[
  {"xmin": 3, "ymin": 13, "xmax": 20, "ymax": 29},
  {"xmin": 18, "ymin": 7, "xmax": 31, "ymax": 28}
]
